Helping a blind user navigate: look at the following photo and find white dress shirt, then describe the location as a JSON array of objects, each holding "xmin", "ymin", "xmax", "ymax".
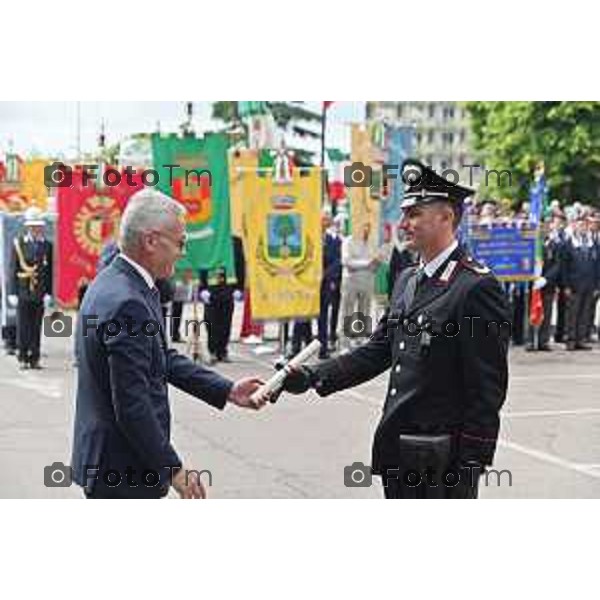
[
  {"xmin": 421, "ymin": 240, "xmax": 459, "ymax": 278},
  {"xmin": 119, "ymin": 253, "xmax": 155, "ymax": 289}
]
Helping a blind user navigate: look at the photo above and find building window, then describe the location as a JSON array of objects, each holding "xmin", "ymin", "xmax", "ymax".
[
  {"xmin": 427, "ymin": 130, "xmax": 434, "ymax": 144},
  {"xmin": 447, "ymin": 132, "xmax": 454, "ymax": 145},
  {"xmin": 428, "ymin": 103, "xmax": 436, "ymax": 118},
  {"xmin": 448, "ymin": 106, "xmax": 455, "ymax": 119},
  {"xmin": 416, "ymin": 132, "xmax": 423, "ymax": 145},
  {"xmin": 397, "ymin": 104, "xmax": 403, "ymax": 118},
  {"xmin": 460, "ymin": 129, "xmax": 466, "ymax": 143},
  {"xmin": 441, "ymin": 160, "xmax": 448, "ymax": 171}
]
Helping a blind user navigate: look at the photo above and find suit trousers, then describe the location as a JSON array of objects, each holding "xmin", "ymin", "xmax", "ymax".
[
  {"xmin": 566, "ymin": 289, "xmax": 595, "ymax": 344},
  {"xmin": 318, "ymin": 280, "xmax": 341, "ymax": 349},
  {"xmin": 17, "ymin": 299, "xmax": 44, "ymax": 364}
]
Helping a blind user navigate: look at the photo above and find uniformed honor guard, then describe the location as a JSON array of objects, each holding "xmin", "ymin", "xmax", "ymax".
[
  {"xmin": 11, "ymin": 207, "xmax": 53, "ymax": 369},
  {"xmin": 275, "ymin": 159, "xmax": 511, "ymax": 499}
]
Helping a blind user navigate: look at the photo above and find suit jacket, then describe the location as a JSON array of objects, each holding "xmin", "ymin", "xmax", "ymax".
[
  {"xmin": 310, "ymin": 245, "xmax": 510, "ymax": 473},
  {"xmin": 322, "ymin": 232, "xmax": 343, "ymax": 284},
  {"xmin": 560, "ymin": 236, "xmax": 600, "ymax": 292},
  {"xmin": 71, "ymin": 255, "xmax": 233, "ymax": 498},
  {"xmin": 11, "ymin": 234, "xmax": 53, "ymax": 302}
]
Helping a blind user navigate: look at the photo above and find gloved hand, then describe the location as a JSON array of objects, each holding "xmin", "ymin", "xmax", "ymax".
[
  {"xmin": 274, "ymin": 362, "xmax": 315, "ymax": 394},
  {"xmin": 199, "ymin": 290, "xmax": 211, "ymax": 304},
  {"xmin": 8, "ymin": 294, "xmax": 18, "ymax": 307},
  {"xmin": 43, "ymin": 294, "xmax": 52, "ymax": 309},
  {"xmin": 533, "ymin": 276, "xmax": 547, "ymax": 291},
  {"xmin": 233, "ymin": 290, "xmax": 244, "ymax": 302}
]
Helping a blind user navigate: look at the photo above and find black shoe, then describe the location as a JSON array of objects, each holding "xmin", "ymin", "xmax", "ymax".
[
  {"xmin": 220, "ymin": 355, "xmax": 232, "ymax": 363},
  {"xmin": 566, "ymin": 342, "xmax": 577, "ymax": 351},
  {"xmin": 538, "ymin": 345, "xmax": 552, "ymax": 351},
  {"xmin": 575, "ymin": 343, "xmax": 592, "ymax": 351},
  {"xmin": 19, "ymin": 361, "xmax": 29, "ymax": 370},
  {"xmin": 525, "ymin": 345, "xmax": 537, "ymax": 352},
  {"xmin": 6, "ymin": 348, "xmax": 16, "ymax": 356},
  {"xmin": 29, "ymin": 361, "xmax": 43, "ymax": 369}
]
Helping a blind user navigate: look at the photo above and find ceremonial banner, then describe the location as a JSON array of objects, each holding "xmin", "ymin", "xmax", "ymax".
[
  {"xmin": 229, "ymin": 148, "xmax": 259, "ymax": 238},
  {"xmin": 243, "ymin": 168, "xmax": 322, "ymax": 320},
  {"xmin": 381, "ymin": 125, "xmax": 414, "ymax": 233},
  {"xmin": 468, "ymin": 224, "xmax": 537, "ymax": 281},
  {"xmin": 20, "ymin": 159, "xmax": 50, "ymax": 209},
  {"xmin": 56, "ymin": 168, "xmax": 143, "ymax": 307},
  {"xmin": 349, "ymin": 124, "xmax": 381, "ymax": 244},
  {"xmin": 151, "ymin": 133, "xmax": 234, "ymax": 278}
]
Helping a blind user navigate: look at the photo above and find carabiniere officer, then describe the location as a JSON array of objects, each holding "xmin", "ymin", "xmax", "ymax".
[{"xmin": 277, "ymin": 159, "xmax": 511, "ymax": 499}]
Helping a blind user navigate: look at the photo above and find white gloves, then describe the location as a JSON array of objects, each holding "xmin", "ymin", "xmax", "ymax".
[
  {"xmin": 233, "ymin": 290, "xmax": 244, "ymax": 302},
  {"xmin": 533, "ymin": 277, "xmax": 547, "ymax": 291},
  {"xmin": 8, "ymin": 294, "xmax": 18, "ymax": 307},
  {"xmin": 199, "ymin": 290, "xmax": 211, "ymax": 304}
]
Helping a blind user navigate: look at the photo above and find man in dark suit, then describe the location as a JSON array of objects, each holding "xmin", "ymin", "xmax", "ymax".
[
  {"xmin": 317, "ymin": 213, "xmax": 343, "ymax": 358},
  {"xmin": 527, "ymin": 218, "xmax": 563, "ymax": 351},
  {"xmin": 11, "ymin": 207, "xmax": 53, "ymax": 369},
  {"xmin": 72, "ymin": 189, "xmax": 267, "ymax": 499},
  {"xmin": 562, "ymin": 217, "xmax": 600, "ymax": 350},
  {"xmin": 274, "ymin": 160, "xmax": 511, "ymax": 499}
]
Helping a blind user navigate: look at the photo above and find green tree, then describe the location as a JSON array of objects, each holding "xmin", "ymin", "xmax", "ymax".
[{"xmin": 464, "ymin": 101, "xmax": 600, "ymax": 206}]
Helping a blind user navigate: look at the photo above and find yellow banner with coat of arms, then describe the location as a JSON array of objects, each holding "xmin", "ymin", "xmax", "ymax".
[{"xmin": 243, "ymin": 168, "xmax": 322, "ymax": 320}]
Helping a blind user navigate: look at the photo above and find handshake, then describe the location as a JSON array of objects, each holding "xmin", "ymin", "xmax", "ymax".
[{"xmin": 249, "ymin": 339, "xmax": 321, "ymax": 406}]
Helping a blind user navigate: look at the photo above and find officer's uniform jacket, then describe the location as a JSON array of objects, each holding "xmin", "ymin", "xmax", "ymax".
[
  {"xmin": 11, "ymin": 233, "xmax": 53, "ymax": 302},
  {"xmin": 311, "ymin": 244, "xmax": 511, "ymax": 473}
]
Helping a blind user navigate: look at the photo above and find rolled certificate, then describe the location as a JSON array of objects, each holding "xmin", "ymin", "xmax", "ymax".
[{"xmin": 251, "ymin": 339, "xmax": 322, "ymax": 401}]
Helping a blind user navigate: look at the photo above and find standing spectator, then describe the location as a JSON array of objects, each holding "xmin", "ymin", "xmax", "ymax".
[
  {"xmin": 341, "ymin": 222, "xmax": 379, "ymax": 345},
  {"xmin": 199, "ymin": 265, "xmax": 241, "ymax": 364},
  {"xmin": 562, "ymin": 216, "xmax": 600, "ymax": 350},
  {"xmin": 317, "ymin": 213, "xmax": 343, "ymax": 359},
  {"xmin": 527, "ymin": 219, "xmax": 563, "ymax": 351},
  {"xmin": 388, "ymin": 223, "xmax": 417, "ymax": 299}
]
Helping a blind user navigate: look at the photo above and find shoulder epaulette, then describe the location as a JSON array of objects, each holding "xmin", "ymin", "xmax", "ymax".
[{"xmin": 460, "ymin": 255, "xmax": 491, "ymax": 276}]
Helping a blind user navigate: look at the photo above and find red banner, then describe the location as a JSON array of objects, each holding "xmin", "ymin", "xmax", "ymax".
[{"xmin": 56, "ymin": 168, "xmax": 144, "ymax": 307}]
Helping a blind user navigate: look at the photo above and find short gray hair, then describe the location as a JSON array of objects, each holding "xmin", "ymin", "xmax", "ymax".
[{"xmin": 119, "ymin": 189, "xmax": 186, "ymax": 252}]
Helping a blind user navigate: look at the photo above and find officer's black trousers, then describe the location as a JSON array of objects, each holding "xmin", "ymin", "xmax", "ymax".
[
  {"xmin": 205, "ymin": 300, "xmax": 234, "ymax": 359},
  {"xmin": 383, "ymin": 472, "xmax": 480, "ymax": 499},
  {"xmin": 17, "ymin": 299, "xmax": 44, "ymax": 364}
]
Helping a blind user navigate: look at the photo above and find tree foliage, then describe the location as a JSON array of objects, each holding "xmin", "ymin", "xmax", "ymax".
[{"xmin": 464, "ymin": 102, "xmax": 600, "ymax": 205}]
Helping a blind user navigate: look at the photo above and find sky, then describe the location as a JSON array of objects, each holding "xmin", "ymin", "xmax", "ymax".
[{"xmin": 0, "ymin": 101, "xmax": 366, "ymax": 160}]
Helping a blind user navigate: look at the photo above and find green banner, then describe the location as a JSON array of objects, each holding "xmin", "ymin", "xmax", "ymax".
[{"xmin": 151, "ymin": 133, "xmax": 234, "ymax": 279}]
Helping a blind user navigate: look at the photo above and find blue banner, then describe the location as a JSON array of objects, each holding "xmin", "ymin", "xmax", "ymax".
[
  {"xmin": 468, "ymin": 224, "xmax": 537, "ymax": 281},
  {"xmin": 380, "ymin": 125, "xmax": 414, "ymax": 236}
]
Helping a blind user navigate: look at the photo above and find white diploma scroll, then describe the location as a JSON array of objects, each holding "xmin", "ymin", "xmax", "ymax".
[{"xmin": 251, "ymin": 339, "xmax": 322, "ymax": 401}]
